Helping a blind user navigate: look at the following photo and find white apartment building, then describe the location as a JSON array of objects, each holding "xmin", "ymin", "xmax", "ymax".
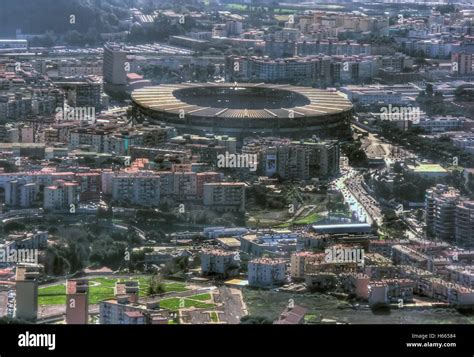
[
  {"xmin": 100, "ymin": 297, "xmax": 147, "ymax": 325},
  {"xmin": 248, "ymin": 258, "xmax": 286, "ymax": 287},
  {"xmin": 200, "ymin": 249, "xmax": 240, "ymax": 278},
  {"xmin": 44, "ymin": 180, "xmax": 79, "ymax": 211}
]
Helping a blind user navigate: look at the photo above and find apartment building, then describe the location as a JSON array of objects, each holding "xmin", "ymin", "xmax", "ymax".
[
  {"xmin": 173, "ymin": 172, "xmax": 197, "ymax": 199},
  {"xmin": 283, "ymin": 140, "xmax": 339, "ymax": 180},
  {"xmin": 111, "ymin": 172, "xmax": 160, "ymax": 207},
  {"xmin": 392, "ymin": 245, "xmax": 429, "ymax": 269},
  {"xmin": 200, "ymin": 249, "xmax": 239, "ymax": 278},
  {"xmin": 43, "ymin": 180, "xmax": 80, "ymax": 211},
  {"xmin": 53, "ymin": 77, "xmax": 102, "ymax": 110},
  {"xmin": 455, "ymin": 200, "xmax": 474, "ymax": 247},
  {"xmin": 446, "ymin": 265, "xmax": 474, "ymax": 289},
  {"xmin": 226, "ymin": 54, "xmax": 378, "ymax": 85},
  {"xmin": 368, "ymin": 279, "xmax": 414, "ymax": 307},
  {"xmin": 15, "ymin": 265, "xmax": 40, "ymax": 321},
  {"xmin": 66, "ymin": 279, "xmax": 89, "ymax": 325},
  {"xmin": 114, "ymin": 281, "xmax": 139, "ymax": 303},
  {"xmin": 58, "ymin": 59, "xmax": 103, "ymax": 77},
  {"xmin": 100, "ymin": 296, "xmax": 147, "ymax": 325},
  {"xmin": 203, "ymin": 182, "xmax": 246, "ymax": 212},
  {"xmin": 248, "ymin": 258, "xmax": 287, "ymax": 287},
  {"xmin": 4, "ymin": 179, "xmax": 38, "ymax": 207},
  {"xmin": 170, "ymin": 133, "xmax": 236, "ymax": 154},
  {"xmin": 415, "ymin": 116, "xmax": 466, "ymax": 133},
  {"xmin": 103, "ymin": 43, "xmax": 128, "ymax": 92},
  {"xmin": 290, "ymin": 252, "xmax": 320, "ymax": 280},
  {"xmin": 6, "ymin": 231, "xmax": 48, "ymax": 250},
  {"xmin": 399, "ymin": 265, "xmax": 474, "ymax": 306},
  {"xmin": 196, "ymin": 172, "xmax": 221, "ymax": 198},
  {"xmin": 425, "ymin": 185, "xmax": 460, "ymax": 241}
]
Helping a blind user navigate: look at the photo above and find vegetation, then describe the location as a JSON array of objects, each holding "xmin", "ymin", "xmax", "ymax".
[
  {"xmin": 38, "ymin": 277, "xmax": 189, "ymax": 305},
  {"xmin": 1, "ymin": 0, "xmax": 133, "ymax": 46},
  {"xmin": 159, "ymin": 295, "xmax": 215, "ymax": 310},
  {"xmin": 454, "ymin": 85, "xmax": 474, "ymax": 102},
  {"xmin": 416, "ymin": 84, "xmax": 464, "ymax": 116},
  {"xmin": 293, "ymin": 212, "xmax": 320, "ymax": 225},
  {"xmin": 210, "ymin": 311, "xmax": 219, "ymax": 323},
  {"xmin": 148, "ymin": 273, "xmax": 166, "ymax": 295},
  {"xmin": 377, "ymin": 121, "xmax": 474, "ymax": 168},
  {"xmin": 240, "ymin": 315, "xmax": 273, "ymax": 324},
  {"xmin": 342, "ymin": 142, "xmax": 369, "ymax": 168}
]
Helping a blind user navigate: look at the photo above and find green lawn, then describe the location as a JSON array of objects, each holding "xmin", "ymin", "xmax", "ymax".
[
  {"xmin": 210, "ymin": 311, "xmax": 219, "ymax": 323},
  {"xmin": 293, "ymin": 212, "xmax": 320, "ymax": 225},
  {"xmin": 188, "ymin": 293, "xmax": 211, "ymax": 301},
  {"xmin": 159, "ymin": 293, "xmax": 215, "ymax": 310},
  {"xmin": 38, "ymin": 277, "xmax": 189, "ymax": 306}
]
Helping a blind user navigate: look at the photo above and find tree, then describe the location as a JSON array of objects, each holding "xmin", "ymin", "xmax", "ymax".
[
  {"xmin": 393, "ymin": 162, "xmax": 403, "ymax": 174},
  {"xmin": 342, "ymin": 143, "xmax": 368, "ymax": 167},
  {"xmin": 240, "ymin": 315, "xmax": 273, "ymax": 324},
  {"xmin": 148, "ymin": 273, "xmax": 166, "ymax": 295},
  {"xmin": 4, "ymin": 221, "xmax": 26, "ymax": 234},
  {"xmin": 425, "ymin": 83, "xmax": 434, "ymax": 97}
]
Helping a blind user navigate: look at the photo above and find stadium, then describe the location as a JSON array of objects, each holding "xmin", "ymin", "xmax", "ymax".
[{"xmin": 131, "ymin": 83, "xmax": 353, "ymax": 139}]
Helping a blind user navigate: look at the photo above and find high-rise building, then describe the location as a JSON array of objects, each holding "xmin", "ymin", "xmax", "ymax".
[
  {"xmin": 5, "ymin": 179, "xmax": 38, "ymax": 207},
  {"xmin": 15, "ymin": 265, "xmax": 40, "ymax": 321},
  {"xmin": 103, "ymin": 43, "xmax": 128, "ymax": 93},
  {"xmin": 66, "ymin": 279, "xmax": 89, "ymax": 324},
  {"xmin": 425, "ymin": 185, "xmax": 460, "ymax": 241},
  {"xmin": 275, "ymin": 139, "xmax": 340, "ymax": 180},
  {"xmin": 455, "ymin": 201, "xmax": 474, "ymax": 248}
]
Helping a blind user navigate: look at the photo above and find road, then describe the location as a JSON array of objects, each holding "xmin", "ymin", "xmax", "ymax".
[
  {"xmin": 214, "ymin": 286, "xmax": 248, "ymax": 324},
  {"xmin": 345, "ymin": 175, "xmax": 383, "ymax": 226},
  {"xmin": 332, "ymin": 169, "xmax": 381, "ymax": 225}
]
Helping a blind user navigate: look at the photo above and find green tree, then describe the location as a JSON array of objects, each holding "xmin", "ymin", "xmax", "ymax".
[{"xmin": 148, "ymin": 273, "xmax": 166, "ymax": 295}]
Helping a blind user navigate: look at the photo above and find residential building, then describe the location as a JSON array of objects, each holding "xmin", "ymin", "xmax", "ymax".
[
  {"xmin": 103, "ymin": 43, "xmax": 128, "ymax": 91},
  {"xmin": 455, "ymin": 201, "xmax": 474, "ymax": 247},
  {"xmin": 15, "ymin": 265, "xmax": 40, "ymax": 321},
  {"xmin": 291, "ymin": 252, "xmax": 320, "ymax": 279},
  {"xmin": 100, "ymin": 296, "xmax": 147, "ymax": 325},
  {"xmin": 446, "ymin": 265, "xmax": 474, "ymax": 289},
  {"xmin": 425, "ymin": 185, "xmax": 461, "ymax": 241},
  {"xmin": 248, "ymin": 258, "xmax": 286, "ymax": 287},
  {"xmin": 43, "ymin": 180, "xmax": 80, "ymax": 211},
  {"xmin": 203, "ymin": 182, "xmax": 246, "ymax": 212},
  {"xmin": 200, "ymin": 249, "xmax": 239, "ymax": 278},
  {"xmin": 111, "ymin": 172, "xmax": 160, "ymax": 207},
  {"xmin": 66, "ymin": 279, "xmax": 89, "ymax": 325}
]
